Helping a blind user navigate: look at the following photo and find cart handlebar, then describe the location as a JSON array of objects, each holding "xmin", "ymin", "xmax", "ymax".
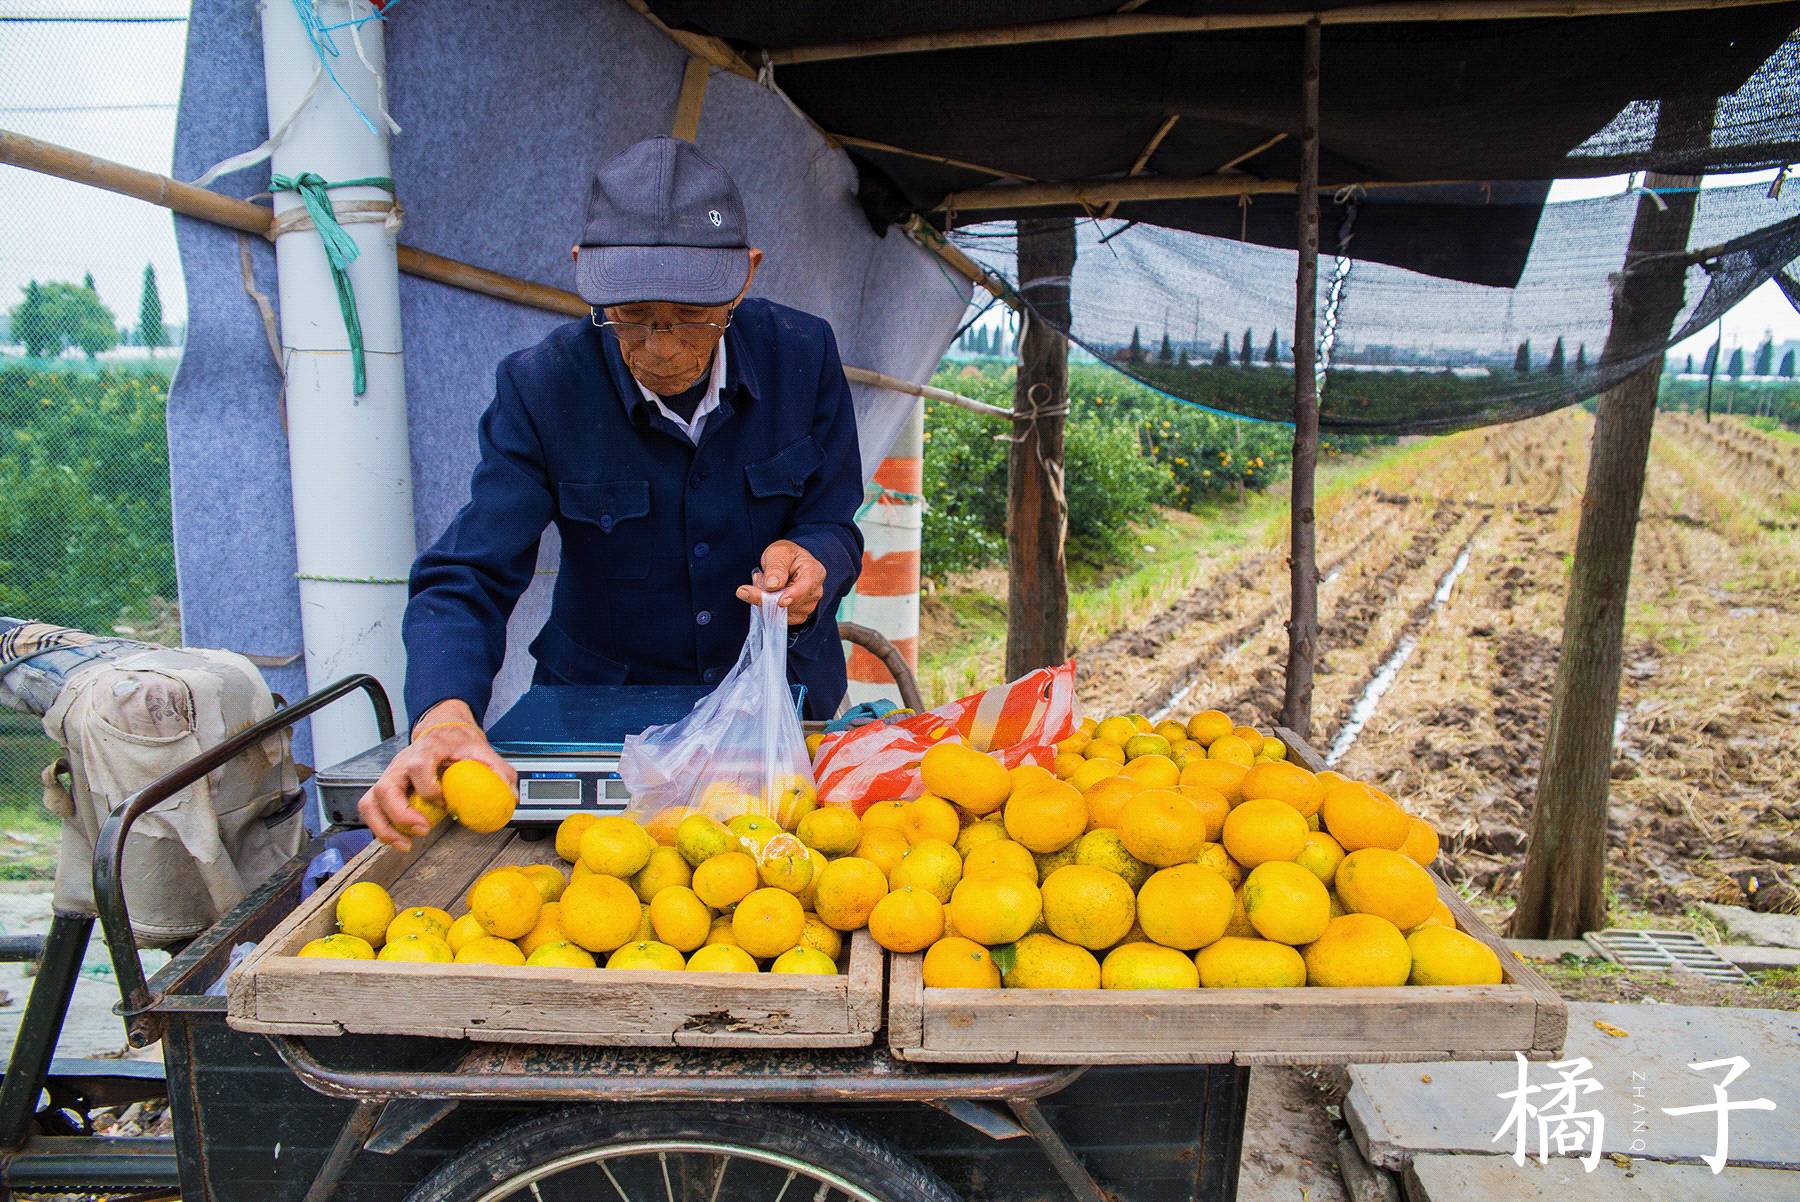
[{"xmin": 93, "ymin": 673, "xmax": 395, "ymax": 1047}]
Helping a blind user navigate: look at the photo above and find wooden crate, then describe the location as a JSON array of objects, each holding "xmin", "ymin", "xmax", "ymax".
[
  {"xmin": 227, "ymin": 820, "xmax": 883, "ymax": 1048},
  {"xmin": 885, "ymin": 726, "xmax": 1567, "ymax": 1065},
  {"xmin": 886, "ymin": 872, "xmax": 1566, "ymax": 1065}
]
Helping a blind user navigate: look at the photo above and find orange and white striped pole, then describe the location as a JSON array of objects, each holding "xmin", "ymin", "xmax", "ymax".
[{"xmin": 842, "ymin": 401, "xmax": 923, "ymax": 707}]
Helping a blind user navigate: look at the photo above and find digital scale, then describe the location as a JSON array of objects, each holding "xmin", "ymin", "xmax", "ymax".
[{"xmin": 316, "ymin": 683, "xmax": 805, "ymax": 827}]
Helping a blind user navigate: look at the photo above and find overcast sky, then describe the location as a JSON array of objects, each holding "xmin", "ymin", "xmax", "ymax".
[{"xmin": 3, "ymin": 0, "xmax": 1795, "ymax": 364}]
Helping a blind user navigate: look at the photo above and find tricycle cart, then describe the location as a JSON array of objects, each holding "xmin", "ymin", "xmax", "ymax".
[
  {"xmin": 0, "ymin": 676, "xmax": 1251, "ymax": 1202},
  {"xmin": 0, "ymin": 676, "xmax": 1562, "ymax": 1202}
]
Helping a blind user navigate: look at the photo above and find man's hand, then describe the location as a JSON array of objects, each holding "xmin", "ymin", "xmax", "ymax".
[
  {"xmin": 736, "ymin": 539, "xmax": 826, "ymax": 623},
  {"xmin": 355, "ymin": 699, "xmax": 517, "ymax": 852}
]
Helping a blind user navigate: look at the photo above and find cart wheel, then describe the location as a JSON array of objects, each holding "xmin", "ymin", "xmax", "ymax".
[{"xmin": 405, "ymin": 1101, "xmax": 961, "ymax": 1202}]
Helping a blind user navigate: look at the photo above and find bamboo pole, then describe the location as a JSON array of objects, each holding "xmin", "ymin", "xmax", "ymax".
[
  {"xmin": 0, "ymin": 128, "xmax": 1005, "ymax": 421},
  {"xmin": 1280, "ymin": 20, "xmax": 1323, "ymax": 739},
  {"xmin": 765, "ymin": 0, "xmax": 1790, "ymax": 65},
  {"xmin": 939, "ymin": 172, "xmax": 1476, "ymax": 211},
  {"xmin": 619, "ymin": 0, "xmax": 756, "ymax": 78},
  {"xmin": 834, "ymin": 133, "xmax": 1035, "ymax": 182},
  {"xmin": 1100, "ymin": 112, "xmax": 1180, "ymax": 219},
  {"xmin": 0, "ymin": 128, "xmax": 272, "ymax": 236},
  {"xmin": 841, "ymin": 366, "xmax": 1013, "ymax": 419},
  {"xmin": 901, "ymin": 215, "xmax": 1020, "ymax": 309}
]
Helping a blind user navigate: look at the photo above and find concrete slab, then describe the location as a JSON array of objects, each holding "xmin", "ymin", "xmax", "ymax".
[
  {"xmin": 1346, "ymin": 1002, "xmax": 1799, "ymax": 1172},
  {"xmin": 1699, "ymin": 904, "xmax": 1800, "ymax": 950},
  {"xmin": 1504, "ymin": 939, "xmax": 1595, "ymax": 960},
  {"xmin": 0, "ymin": 887, "xmax": 167, "ymax": 1062},
  {"xmin": 1721, "ymin": 944, "xmax": 1800, "ymax": 971},
  {"xmin": 1404, "ymin": 1154, "xmax": 1800, "ymax": 1202}
]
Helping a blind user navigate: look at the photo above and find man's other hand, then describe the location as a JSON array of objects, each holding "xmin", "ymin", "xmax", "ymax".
[
  {"xmin": 355, "ymin": 699, "xmax": 516, "ymax": 852},
  {"xmin": 736, "ymin": 539, "xmax": 826, "ymax": 623}
]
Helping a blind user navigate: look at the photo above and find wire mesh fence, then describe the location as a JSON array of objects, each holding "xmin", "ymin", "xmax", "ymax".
[
  {"xmin": 2, "ymin": 2, "xmax": 188, "ymax": 642},
  {"xmin": 2, "ymin": 3, "xmax": 189, "ymax": 855}
]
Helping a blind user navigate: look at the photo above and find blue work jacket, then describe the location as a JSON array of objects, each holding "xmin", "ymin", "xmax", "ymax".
[{"xmin": 402, "ymin": 298, "xmax": 865, "ymax": 724}]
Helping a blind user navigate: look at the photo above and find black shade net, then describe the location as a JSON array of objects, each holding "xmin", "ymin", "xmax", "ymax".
[
  {"xmin": 648, "ymin": 1, "xmax": 1800, "ymax": 287},
  {"xmin": 950, "ymin": 179, "xmax": 1800, "ymax": 434}
]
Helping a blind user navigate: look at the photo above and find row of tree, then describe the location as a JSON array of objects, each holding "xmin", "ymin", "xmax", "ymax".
[
  {"xmin": 1510, "ymin": 337, "xmax": 1588, "ymax": 374},
  {"xmin": 7, "ymin": 265, "xmax": 168, "ymax": 360},
  {"xmin": 956, "ymin": 324, "xmax": 1014, "ymax": 357},
  {"xmin": 1114, "ymin": 326, "xmax": 1284, "ymax": 368},
  {"xmin": 1677, "ymin": 337, "xmax": 1797, "ymax": 378}
]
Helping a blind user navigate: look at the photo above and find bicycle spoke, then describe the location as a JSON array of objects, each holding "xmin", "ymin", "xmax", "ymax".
[
  {"xmin": 811, "ymin": 1181, "xmax": 831, "ymax": 1202},
  {"xmin": 597, "ymin": 1158, "xmax": 634, "ymax": 1202},
  {"xmin": 528, "ymin": 1184, "xmax": 545, "ymax": 1202},
  {"xmin": 660, "ymin": 1151, "xmax": 676, "ymax": 1202},
  {"xmin": 707, "ymin": 1155, "xmax": 729, "ymax": 1202},
  {"xmin": 771, "ymin": 1169, "xmax": 799, "ymax": 1202}
]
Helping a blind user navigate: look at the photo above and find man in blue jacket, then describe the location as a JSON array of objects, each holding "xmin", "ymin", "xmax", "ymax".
[{"xmin": 358, "ymin": 137, "xmax": 863, "ymax": 850}]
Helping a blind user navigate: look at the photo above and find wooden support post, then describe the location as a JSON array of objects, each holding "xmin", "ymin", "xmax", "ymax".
[
  {"xmin": 1005, "ymin": 217, "xmax": 1076, "ymax": 679},
  {"xmin": 1511, "ymin": 175, "xmax": 1703, "ymax": 935},
  {"xmin": 670, "ymin": 57, "xmax": 709, "ymax": 142},
  {"xmin": 1512, "ymin": 108, "xmax": 1711, "ymax": 939},
  {"xmin": 1280, "ymin": 19, "xmax": 1323, "ymax": 738}
]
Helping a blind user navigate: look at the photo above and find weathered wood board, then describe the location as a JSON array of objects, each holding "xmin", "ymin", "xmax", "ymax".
[
  {"xmin": 885, "ymin": 727, "xmax": 1566, "ymax": 1065},
  {"xmin": 227, "ymin": 822, "xmax": 883, "ymax": 1048}
]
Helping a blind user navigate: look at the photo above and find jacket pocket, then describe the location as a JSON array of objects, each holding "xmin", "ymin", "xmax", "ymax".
[
  {"xmin": 529, "ymin": 618, "xmax": 630, "ymax": 686},
  {"xmin": 745, "ymin": 435, "xmax": 824, "ymax": 499},
  {"xmin": 559, "ymin": 480, "xmax": 652, "ymax": 580}
]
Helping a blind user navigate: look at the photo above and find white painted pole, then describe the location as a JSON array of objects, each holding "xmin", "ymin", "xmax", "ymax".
[
  {"xmin": 842, "ymin": 400, "xmax": 923, "ymax": 707},
  {"xmin": 261, "ymin": 0, "xmax": 415, "ymax": 763}
]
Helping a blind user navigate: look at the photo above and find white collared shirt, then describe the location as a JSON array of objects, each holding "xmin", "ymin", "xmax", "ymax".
[{"xmin": 634, "ymin": 337, "xmax": 727, "ymax": 445}]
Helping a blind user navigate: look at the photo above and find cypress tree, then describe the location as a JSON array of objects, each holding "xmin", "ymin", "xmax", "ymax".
[
  {"xmin": 1780, "ymin": 348, "xmax": 1796, "ymax": 378},
  {"xmin": 1158, "ymin": 330, "xmax": 1174, "ymax": 362},
  {"xmin": 1753, "ymin": 336, "xmax": 1774, "ymax": 376},
  {"xmin": 1265, "ymin": 329, "xmax": 1279, "ymax": 364},
  {"xmin": 1513, "ymin": 340, "xmax": 1531, "ymax": 374},
  {"xmin": 1727, "ymin": 347, "xmax": 1744, "ymax": 378},
  {"xmin": 1547, "ymin": 336, "xmax": 1566, "ymax": 375},
  {"xmin": 1239, "ymin": 328, "xmax": 1253, "ymax": 365},
  {"xmin": 1128, "ymin": 326, "xmax": 1144, "ymax": 363},
  {"xmin": 1576, "ymin": 344, "xmax": 1587, "ymax": 372},
  {"xmin": 140, "ymin": 263, "xmax": 165, "ymax": 353}
]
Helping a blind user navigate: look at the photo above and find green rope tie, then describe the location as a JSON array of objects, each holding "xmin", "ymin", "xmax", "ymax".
[
  {"xmin": 269, "ymin": 172, "xmax": 395, "ymax": 396},
  {"xmin": 854, "ymin": 484, "xmax": 927, "ymax": 522}
]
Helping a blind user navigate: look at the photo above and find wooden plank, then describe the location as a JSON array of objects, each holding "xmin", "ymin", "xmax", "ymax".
[
  {"xmin": 1436, "ymin": 877, "xmax": 1567, "ymax": 1056},
  {"xmin": 230, "ymin": 825, "xmax": 882, "ymax": 1047},
  {"xmin": 1274, "ymin": 726, "xmax": 1328, "ymax": 773},
  {"xmin": 915, "ymin": 984, "xmax": 1536, "ymax": 1064},
  {"xmin": 382, "ymin": 825, "xmax": 519, "ymax": 918},
  {"xmin": 889, "ymin": 864, "xmax": 1556, "ymax": 1065},
  {"xmin": 844, "ymin": 929, "xmax": 884, "ymax": 1033},
  {"xmin": 670, "ymin": 55, "xmax": 709, "ymax": 142},
  {"xmin": 887, "ymin": 949, "xmax": 925, "ymax": 1053}
]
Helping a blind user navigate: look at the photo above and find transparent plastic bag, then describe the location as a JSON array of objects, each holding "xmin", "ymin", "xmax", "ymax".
[{"xmin": 618, "ymin": 594, "xmax": 817, "ymax": 833}]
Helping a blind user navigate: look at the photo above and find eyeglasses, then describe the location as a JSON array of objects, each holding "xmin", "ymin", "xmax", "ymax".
[{"xmin": 592, "ymin": 310, "xmax": 732, "ymax": 345}]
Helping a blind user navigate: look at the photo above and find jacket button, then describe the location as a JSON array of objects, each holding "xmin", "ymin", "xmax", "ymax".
[
  {"xmin": 702, "ymin": 667, "xmax": 720, "ymax": 684},
  {"xmin": 599, "ymin": 515, "xmax": 614, "ymax": 532},
  {"xmin": 695, "ymin": 610, "xmax": 712, "ymax": 626},
  {"xmin": 694, "ymin": 542, "xmax": 709, "ymax": 559}
]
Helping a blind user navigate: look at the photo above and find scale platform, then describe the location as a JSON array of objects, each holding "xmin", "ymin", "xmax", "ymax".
[{"xmin": 315, "ymin": 684, "xmax": 804, "ymax": 827}]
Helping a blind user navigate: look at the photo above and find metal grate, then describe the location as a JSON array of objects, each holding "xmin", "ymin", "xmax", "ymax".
[{"xmin": 1583, "ymin": 928, "xmax": 1750, "ymax": 984}]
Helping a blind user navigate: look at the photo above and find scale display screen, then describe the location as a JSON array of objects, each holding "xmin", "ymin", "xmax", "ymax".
[{"xmin": 521, "ymin": 778, "xmax": 582, "ymax": 803}]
